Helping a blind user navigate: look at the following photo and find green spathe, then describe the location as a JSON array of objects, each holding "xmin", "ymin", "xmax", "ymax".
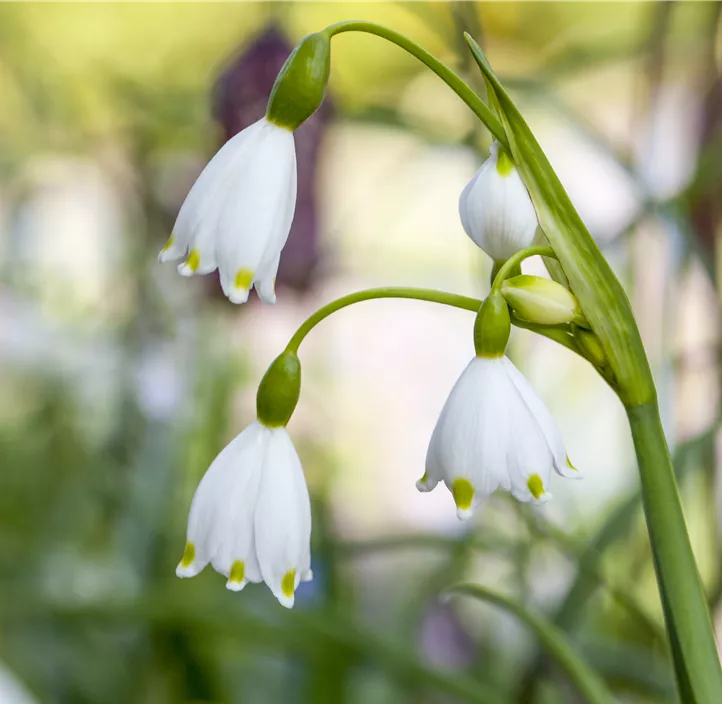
[
  {"xmin": 256, "ymin": 350, "xmax": 301, "ymax": 427},
  {"xmin": 501, "ymin": 275, "xmax": 587, "ymax": 327},
  {"xmin": 474, "ymin": 292, "xmax": 510, "ymax": 358},
  {"xmin": 266, "ymin": 33, "xmax": 331, "ymax": 131}
]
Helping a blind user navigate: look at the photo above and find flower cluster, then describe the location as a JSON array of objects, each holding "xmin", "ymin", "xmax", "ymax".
[{"xmin": 168, "ymin": 41, "xmax": 581, "ymax": 606}]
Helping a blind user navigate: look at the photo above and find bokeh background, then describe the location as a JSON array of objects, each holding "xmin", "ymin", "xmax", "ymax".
[{"xmin": 1, "ymin": 2, "xmax": 721, "ymax": 703}]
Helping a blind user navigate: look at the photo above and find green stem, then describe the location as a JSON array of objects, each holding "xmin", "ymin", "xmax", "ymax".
[
  {"xmin": 627, "ymin": 401, "xmax": 722, "ymax": 703},
  {"xmin": 285, "ymin": 287, "xmax": 481, "ymax": 353},
  {"xmin": 491, "ymin": 245, "xmax": 556, "ymax": 292},
  {"xmin": 509, "ymin": 315, "xmax": 581, "ymax": 356},
  {"xmin": 324, "ymin": 21, "xmax": 508, "ymax": 147},
  {"xmin": 286, "ymin": 286, "xmax": 591, "ymax": 367},
  {"xmin": 447, "ymin": 584, "xmax": 614, "ymax": 704}
]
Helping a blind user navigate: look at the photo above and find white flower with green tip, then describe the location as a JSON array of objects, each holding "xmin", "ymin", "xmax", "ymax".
[
  {"xmin": 418, "ymin": 356, "xmax": 579, "ymax": 519},
  {"xmin": 177, "ymin": 420, "xmax": 312, "ymax": 608},
  {"xmin": 459, "ymin": 141, "xmax": 538, "ymax": 261},
  {"xmin": 159, "ymin": 117, "xmax": 297, "ymax": 305}
]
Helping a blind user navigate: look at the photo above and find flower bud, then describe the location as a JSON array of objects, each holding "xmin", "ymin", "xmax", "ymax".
[
  {"xmin": 576, "ymin": 329, "xmax": 607, "ymax": 368},
  {"xmin": 474, "ymin": 291, "xmax": 511, "ymax": 358},
  {"xmin": 501, "ymin": 275, "xmax": 587, "ymax": 327},
  {"xmin": 459, "ymin": 142, "xmax": 538, "ymax": 261},
  {"xmin": 256, "ymin": 350, "xmax": 301, "ymax": 427},
  {"xmin": 266, "ymin": 33, "xmax": 331, "ymax": 131}
]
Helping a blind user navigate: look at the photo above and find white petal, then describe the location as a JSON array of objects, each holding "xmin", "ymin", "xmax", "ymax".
[
  {"xmin": 425, "ymin": 357, "xmax": 512, "ymax": 517},
  {"xmin": 217, "ymin": 121, "xmax": 297, "ymax": 303},
  {"xmin": 460, "ymin": 141, "xmax": 538, "ymax": 260},
  {"xmin": 504, "ymin": 404, "xmax": 553, "ymax": 504},
  {"xmin": 458, "ymin": 168, "xmax": 481, "ymax": 240},
  {"xmin": 501, "ymin": 358, "xmax": 580, "ymax": 479},
  {"xmin": 161, "ymin": 120, "xmax": 265, "ymax": 266},
  {"xmin": 176, "ymin": 421, "xmax": 266, "ymax": 581},
  {"xmin": 419, "ymin": 418, "xmax": 445, "ymax": 492},
  {"xmin": 420, "ymin": 353, "xmax": 572, "ymax": 517},
  {"xmin": 254, "ymin": 428, "xmax": 311, "ymax": 608},
  {"xmin": 209, "ymin": 431, "xmax": 268, "ymax": 587},
  {"xmin": 254, "ymin": 252, "xmax": 281, "ymax": 305}
]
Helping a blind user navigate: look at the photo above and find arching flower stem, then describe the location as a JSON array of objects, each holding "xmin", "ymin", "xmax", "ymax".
[
  {"xmin": 322, "ymin": 21, "xmax": 508, "ymax": 148},
  {"xmin": 285, "ymin": 286, "xmax": 584, "ymax": 362},
  {"xmin": 490, "ymin": 245, "xmax": 556, "ymax": 293},
  {"xmin": 285, "ymin": 288, "xmax": 482, "ymax": 354}
]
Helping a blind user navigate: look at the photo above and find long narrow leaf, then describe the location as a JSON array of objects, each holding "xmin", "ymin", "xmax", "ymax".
[{"xmin": 446, "ymin": 584, "xmax": 614, "ymax": 704}]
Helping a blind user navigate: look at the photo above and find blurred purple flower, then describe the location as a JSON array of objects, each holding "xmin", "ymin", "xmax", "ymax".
[
  {"xmin": 211, "ymin": 26, "xmax": 331, "ymax": 295},
  {"xmin": 686, "ymin": 62, "xmax": 722, "ymax": 262},
  {"xmin": 420, "ymin": 601, "xmax": 476, "ymax": 670}
]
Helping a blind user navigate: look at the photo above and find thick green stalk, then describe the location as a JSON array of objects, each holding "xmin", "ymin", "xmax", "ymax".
[
  {"xmin": 324, "ymin": 21, "xmax": 508, "ymax": 147},
  {"xmin": 628, "ymin": 401, "xmax": 722, "ymax": 702},
  {"xmin": 517, "ymin": 415, "xmax": 721, "ymax": 703}
]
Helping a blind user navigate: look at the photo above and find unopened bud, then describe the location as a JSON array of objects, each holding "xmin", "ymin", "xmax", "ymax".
[
  {"xmin": 576, "ymin": 329, "xmax": 607, "ymax": 368},
  {"xmin": 501, "ymin": 275, "xmax": 587, "ymax": 327}
]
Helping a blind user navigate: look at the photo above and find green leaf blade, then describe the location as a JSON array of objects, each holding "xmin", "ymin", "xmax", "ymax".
[{"xmin": 446, "ymin": 583, "xmax": 615, "ymax": 704}]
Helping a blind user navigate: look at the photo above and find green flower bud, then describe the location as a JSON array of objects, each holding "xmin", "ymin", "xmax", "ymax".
[
  {"xmin": 576, "ymin": 328, "xmax": 607, "ymax": 368},
  {"xmin": 501, "ymin": 275, "xmax": 588, "ymax": 327},
  {"xmin": 256, "ymin": 350, "xmax": 301, "ymax": 427},
  {"xmin": 266, "ymin": 32, "xmax": 331, "ymax": 131},
  {"xmin": 474, "ymin": 291, "xmax": 511, "ymax": 358}
]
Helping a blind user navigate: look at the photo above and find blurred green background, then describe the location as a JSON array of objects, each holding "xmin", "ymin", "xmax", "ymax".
[{"xmin": 1, "ymin": 2, "xmax": 721, "ymax": 703}]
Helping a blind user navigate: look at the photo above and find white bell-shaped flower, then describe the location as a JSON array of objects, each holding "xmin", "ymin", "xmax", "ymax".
[
  {"xmin": 459, "ymin": 142, "xmax": 538, "ymax": 261},
  {"xmin": 418, "ymin": 356, "xmax": 579, "ymax": 519},
  {"xmin": 176, "ymin": 420, "xmax": 312, "ymax": 608},
  {"xmin": 159, "ymin": 117, "xmax": 297, "ymax": 305}
]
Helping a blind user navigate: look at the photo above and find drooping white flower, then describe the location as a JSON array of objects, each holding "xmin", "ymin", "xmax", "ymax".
[
  {"xmin": 418, "ymin": 356, "xmax": 579, "ymax": 519},
  {"xmin": 159, "ymin": 117, "xmax": 297, "ymax": 305},
  {"xmin": 459, "ymin": 142, "xmax": 538, "ymax": 261},
  {"xmin": 176, "ymin": 420, "xmax": 312, "ymax": 608}
]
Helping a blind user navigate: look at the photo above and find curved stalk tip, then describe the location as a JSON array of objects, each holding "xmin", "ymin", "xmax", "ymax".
[{"xmin": 323, "ymin": 21, "xmax": 508, "ymax": 147}]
